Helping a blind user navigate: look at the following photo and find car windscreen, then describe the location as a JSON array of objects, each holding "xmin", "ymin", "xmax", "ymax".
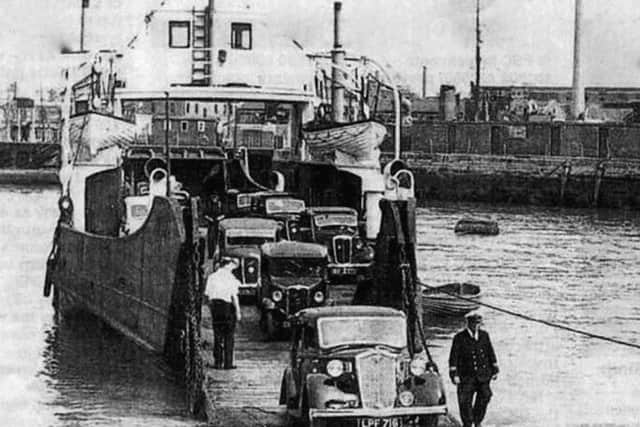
[
  {"xmin": 265, "ymin": 198, "xmax": 306, "ymax": 214},
  {"xmin": 227, "ymin": 236, "xmax": 275, "ymax": 246},
  {"xmin": 269, "ymin": 257, "xmax": 325, "ymax": 277},
  {"xmin": 318, "ymin": 316, "xmax": 407, "ymax": 349},
  {"xmin": 313, "ymin": 213, "xmax": 358, "ymax": 228}
]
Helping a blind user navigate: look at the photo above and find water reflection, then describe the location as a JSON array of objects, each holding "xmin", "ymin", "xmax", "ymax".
[{"xmin": 39, "ymin": 311, "xmax": 197, "ymax": 427}]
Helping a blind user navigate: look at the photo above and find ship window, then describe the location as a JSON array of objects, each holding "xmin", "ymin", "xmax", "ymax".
[
  {"xmin": 180, "ymin": 121, "xmax": 188, "ymax": 132},
  {"xmin": 169, "ymin": 21, "xmax": 190, "ymax": 48},
  {"xmin": 231, "ymin": 23, "xmax": 252, "ymax": 49},
  {"xmin": 75, "ymin": 100, "xmax": 89, "ymax": 114},
  {"xmin": 197, "ymin": 121, "xmax": 205, "ymax": 132}
]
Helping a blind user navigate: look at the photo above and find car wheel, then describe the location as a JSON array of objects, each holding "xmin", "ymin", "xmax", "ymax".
[{"xmin": 419, "ymin": 415, "xmax": 439, "ymax": 427}]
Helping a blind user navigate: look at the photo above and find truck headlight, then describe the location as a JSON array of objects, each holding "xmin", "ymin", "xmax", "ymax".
[
  {"xmin": 410, "ymin": 358, "xmax": 426, "ymax": 376},
  {"xmin": 247, "ymin": 265, "xmax": 256, "ymax": 274},
  {"xmin": 313, "ymin": 290, "xmax": 324, "ymax": 303},
  {"xmin": 398, "ymin": 390, "xmax": 415, "ymax": 407},
  {"xmin": 326, "ymin": 359, "xmax": 344, "ymax": 378},
  {"xmin": 272, "ymin": 289, "xmax": 283, "ymax": 302}
]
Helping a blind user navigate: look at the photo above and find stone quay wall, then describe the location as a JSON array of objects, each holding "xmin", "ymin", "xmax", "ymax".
[{"xmin": 380, "ymin": 121, "xmax": 640, "ymax": 208}]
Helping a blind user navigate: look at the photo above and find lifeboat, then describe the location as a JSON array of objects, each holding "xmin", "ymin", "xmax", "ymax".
[
  {"xmin": 454, "ymin": 216, "xmax": 499, "ymax": 235},
  {"xmin": 422, "ymin": 282, "xmax": 482, "ymax": 317}
]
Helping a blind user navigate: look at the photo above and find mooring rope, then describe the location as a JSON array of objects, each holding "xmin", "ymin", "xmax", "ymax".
[{"xmin": 422, "ymin": 283, "xmax": 640, "ymax": 351}]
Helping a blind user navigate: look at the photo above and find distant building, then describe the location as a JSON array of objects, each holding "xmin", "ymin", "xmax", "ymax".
[
  {"xmin": 374, "ymin": 84, "xmax": 465, "ymax": 124},
  {"xmin": 0, "ymin": 97, "xmax": 61, "ymax": 143},
  {"xmin": 478, "ymin": 85, "xmax": 640, "ymax": 123}
]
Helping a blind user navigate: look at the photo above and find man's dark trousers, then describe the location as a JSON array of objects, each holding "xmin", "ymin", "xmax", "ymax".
[
  {"xmin": 209, "ymin": 299, "xmax": 236, "ymax": 369},
  {"xmin": 457, "ymin": 378, "xmax": 492, "ymax": 427}
]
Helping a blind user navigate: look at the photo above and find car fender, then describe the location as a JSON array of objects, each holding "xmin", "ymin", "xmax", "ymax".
[
  {"xmin": 412, "ymin": 371, "xmax": 447, "ymax": 406},
  {"xmin": 280, "ymin": 367, "xmax": 298, "ymax": 407},
  {"xmin": 305, "ymin": 373, "xmax": 358, "ymax": 409},
  {"xmin": 306, "ymin": 373, "xmax": 331, "ymax": 409}
]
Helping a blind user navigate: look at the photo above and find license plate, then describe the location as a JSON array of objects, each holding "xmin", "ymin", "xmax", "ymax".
[
  {"xmin": 331, "ymin": 267, "xmax": 357, "ymax": 275},
  {"xmin": 358, "ymin": 418, "xmax": 403, "ymax": 427},
  {"xmin": 358, "ymin": 416, "xmax": 420, "ymax": 427}
]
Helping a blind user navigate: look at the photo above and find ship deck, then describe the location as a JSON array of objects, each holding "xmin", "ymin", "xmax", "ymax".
[{"xmin": 199, "ymin": 285, "xmax": 461, "ymax": 427}]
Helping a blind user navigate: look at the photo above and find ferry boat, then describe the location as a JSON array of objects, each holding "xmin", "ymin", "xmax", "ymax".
[{"xmin": 43, "ymin": 0, "xmax": 414, "ymax": 413}]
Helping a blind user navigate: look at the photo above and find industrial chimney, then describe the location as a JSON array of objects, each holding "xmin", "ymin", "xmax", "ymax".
[
  {"xmin": 571, "ymin": 0, "xmax": 585, "ymax": 119},
  {"xmin": 331, "ymin": 2, "xmax": 346, "ymax": 123}
]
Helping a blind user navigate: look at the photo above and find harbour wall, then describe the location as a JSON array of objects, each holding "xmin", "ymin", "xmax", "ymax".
[
  {"xmin": 381, "ymin": 121, "xmax": 640, "ymax": 209},
  {"xmin": 0, "ymin": 142, "xmax": 60, "ymax": 185}
]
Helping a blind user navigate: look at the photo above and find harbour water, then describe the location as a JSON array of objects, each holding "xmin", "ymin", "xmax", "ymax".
[{"xmin": 1, "ymin": 185, "xmax": 639, "ymax": 426}]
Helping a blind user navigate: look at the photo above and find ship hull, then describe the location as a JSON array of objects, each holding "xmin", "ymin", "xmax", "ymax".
[{"xmin": 49, "ymin": 196, "xmax": 186, "ymax": 353}]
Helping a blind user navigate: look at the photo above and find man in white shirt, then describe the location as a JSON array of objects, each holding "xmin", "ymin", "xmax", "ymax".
[{"xmin": 205, "ymin": 257, "xmax": 242, "ymax": 369}]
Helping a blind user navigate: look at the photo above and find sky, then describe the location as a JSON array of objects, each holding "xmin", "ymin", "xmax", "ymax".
[{"xmin": 1, "ymin": 0, "xmax": 640, "ymax": 98}]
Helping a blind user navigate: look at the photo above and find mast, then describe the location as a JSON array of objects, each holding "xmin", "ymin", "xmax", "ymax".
[
  {"xmin": 80, "ymin": 0, "xmax": 88, "ymax": 52},
  {"xmin": 15, "ymin": 82, "xmax": 21, "ymax": 142},
  {"xmin": 164, "ymin": 92, "xmax": 171, "ymax": 196},
  {"xmin": 422, "ymin": 65, "xmax": 427, "ymax": 98},
  {"xmin": 208, "ymin": 0, "xmax": 215, "ymax": 85},
  {"xmin": 39, "ymin": 84, "xmax": 45, "ymax": 143},
  {"xmin": 474, "ymin": 0, "xmax": 482, "ymax": 121},
  {"xmin": 571, "ymin": 0, "xmax": 585, "ymax": 119}
]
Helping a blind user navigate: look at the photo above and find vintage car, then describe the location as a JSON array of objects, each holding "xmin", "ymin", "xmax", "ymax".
[
  {"xmin": 213, "ymin": 217, "xmax": 280, "ymax": 297},
  {"xmin": 280, "ymin": 306, "xmax": 447, "ymax": 427},
  {"xmin": 249, "ymin": 191, "xmax": 306, "ymax": 240},
  {"xmin": 258, "ymin": 241, "xmax": 329, "ymax": 338},
  {"xmin": 299, "ymin": 207, "xmax": 374, "ymax": 283}
]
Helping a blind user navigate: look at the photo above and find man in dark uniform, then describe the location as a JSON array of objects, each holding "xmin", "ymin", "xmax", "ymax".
[
  {"xmin": 205, "ymin": 257, "xmax": 242, "ymax": 369},
  {"xmin": 448, "ymin": 310, "xmax": 499, "ymax": 427}
]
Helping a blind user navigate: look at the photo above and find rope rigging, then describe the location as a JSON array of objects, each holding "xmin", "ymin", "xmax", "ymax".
[{"xmin": 421, "ymin": 283, "xmax": 640, "ymax": 351}]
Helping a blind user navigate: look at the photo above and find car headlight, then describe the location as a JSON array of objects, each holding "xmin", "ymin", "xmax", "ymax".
[
  {"xmin": 313, "ymin": 290, "xmax": 324, "ymax": 303},
  {"xmin": 326, "ymin": 359, "xmax": 344, "ymax": 378},
  {"xmin": 272, "ymin": 289, "xmax": 283, "ymax": 302},
  {"xmin": 355, "ymin": 239, "xmax": 364, "ymax": 250},
  {"xmin": 410, "ymin": 358, "xmax": 426, "ymax": 376},
  {"xmin": 398, "ymin": 390, "xmax": 415, "ymax": 407}
]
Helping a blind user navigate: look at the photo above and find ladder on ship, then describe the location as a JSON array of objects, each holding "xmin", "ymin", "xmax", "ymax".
[{"xmin": 192, "ymin": 8, "xmax": 211, "ymax": 85}]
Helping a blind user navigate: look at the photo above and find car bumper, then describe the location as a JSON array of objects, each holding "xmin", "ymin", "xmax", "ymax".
[{"xmin": 309, "ymin": 405, "xmax": 447, "ymax": 420}]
